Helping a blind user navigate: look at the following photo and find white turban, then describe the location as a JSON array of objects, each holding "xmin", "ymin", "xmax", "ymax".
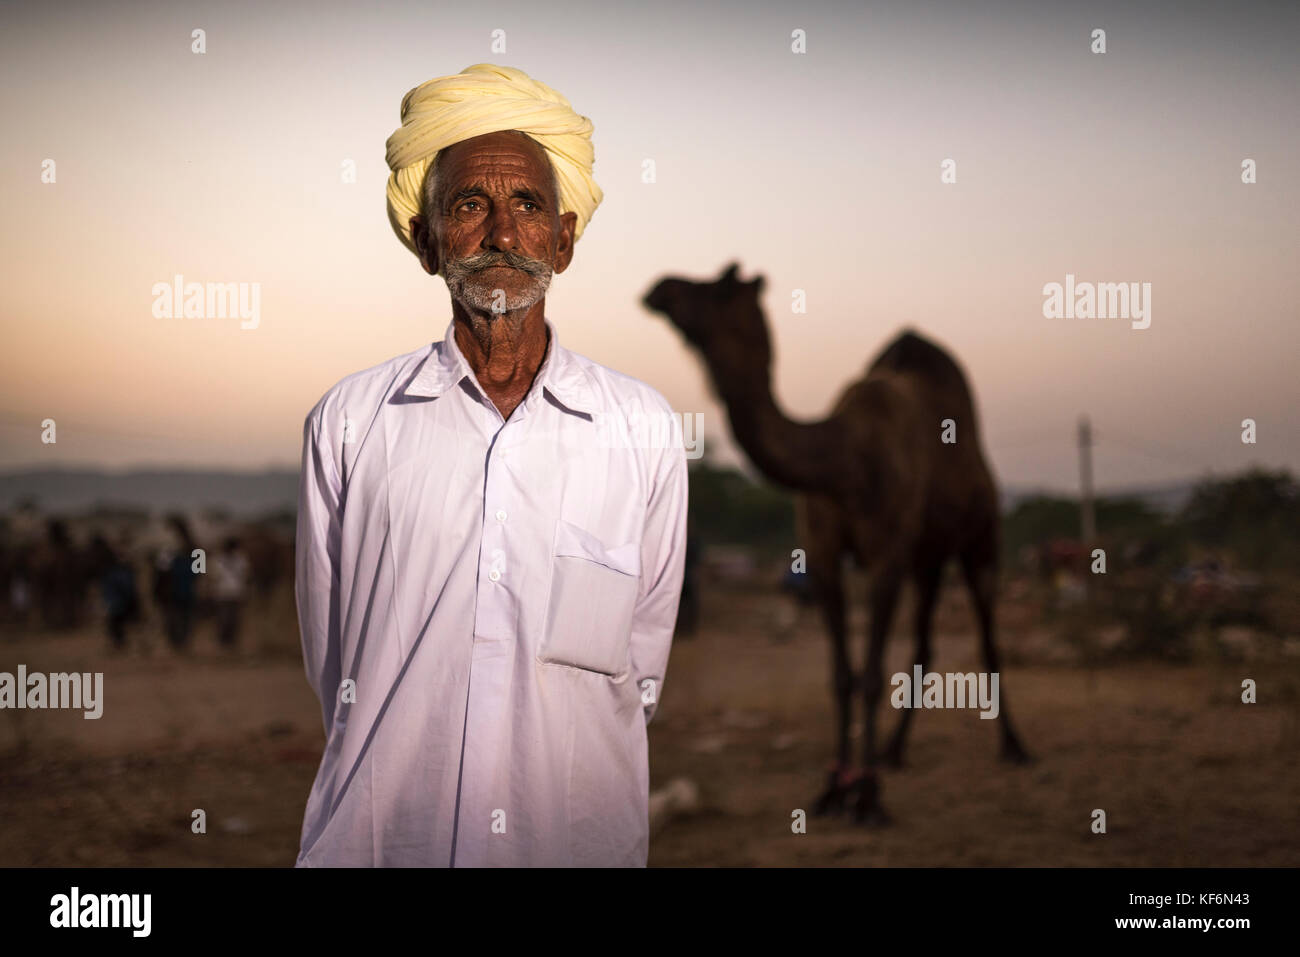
[{"xmin": 385, "ymin": 63, "xmax": 604, "ymax": 256}]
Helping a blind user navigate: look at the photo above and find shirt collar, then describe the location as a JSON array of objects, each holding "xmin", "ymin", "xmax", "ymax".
[{"xmin": 404, "ymin": 317, "xmax": 598, "ymax": 416}]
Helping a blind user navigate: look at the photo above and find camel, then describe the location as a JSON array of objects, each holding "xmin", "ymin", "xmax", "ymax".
[{"xmin": 642, "ymin": 262, "xmax": 1030, "ymax": 823}]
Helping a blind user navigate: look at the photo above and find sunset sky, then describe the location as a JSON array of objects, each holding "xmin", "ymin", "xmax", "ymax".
[{"xmin": 2, "ymin": 0, "xmax": 1296, "ymax": 493}]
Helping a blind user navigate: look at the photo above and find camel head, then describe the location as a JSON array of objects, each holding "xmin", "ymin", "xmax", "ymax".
[{"xmin": 641, "ymin": 262, "xmax": 770, "ymax": 373}]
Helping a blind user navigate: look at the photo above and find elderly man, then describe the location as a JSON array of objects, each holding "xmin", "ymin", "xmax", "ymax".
[{"xmin": 293, "ymin": 64, "xmax": 688, "ymax": 867}]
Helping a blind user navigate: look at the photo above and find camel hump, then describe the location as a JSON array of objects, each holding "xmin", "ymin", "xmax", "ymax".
[{"xmin": 869, "ymin": 328, "xmax": 971, "ymax": 393}]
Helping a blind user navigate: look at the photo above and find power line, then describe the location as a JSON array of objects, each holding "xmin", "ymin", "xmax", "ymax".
[{"xmin": 1094, "ymin": 428, "xmax": 1216, "ymax": 471}]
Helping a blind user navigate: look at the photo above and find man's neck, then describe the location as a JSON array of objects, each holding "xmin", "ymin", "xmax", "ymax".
[{"xmin": 451, "ymin": 302, "xmax": 550, "ymax": 421}]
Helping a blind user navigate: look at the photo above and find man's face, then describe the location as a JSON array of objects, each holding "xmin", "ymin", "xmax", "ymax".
[{"xmin": 411, "ymin": 130, "xmax": 576, "ymax": 316}]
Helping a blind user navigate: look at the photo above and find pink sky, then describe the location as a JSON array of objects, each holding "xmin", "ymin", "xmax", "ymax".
[{"xmin": 2, "ymin": 0, "xmax": 1296, "ymax": 492}]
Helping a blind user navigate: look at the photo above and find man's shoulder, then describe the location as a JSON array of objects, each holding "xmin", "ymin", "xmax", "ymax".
[
  {"xmin": 303, "ymin": 343, "xmax": 432, "ymax": 425},
  {"xmin": 558, "ymin": 345, "xmax": 687, "ymax": 471},
  {"xmin": 560, "ymin": 345, "xmax": 674, "ymax": 416}
]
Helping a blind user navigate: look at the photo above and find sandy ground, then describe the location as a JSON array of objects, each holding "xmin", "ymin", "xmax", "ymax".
[{"xmin": 1, "ymin": 581, "xmax": 1296, "ymax": 866}]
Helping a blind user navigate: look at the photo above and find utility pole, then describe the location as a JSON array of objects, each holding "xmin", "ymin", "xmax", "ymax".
[{"xmin": 1078, "ymin": 415, "xmax": 1096, "ymax": 546}]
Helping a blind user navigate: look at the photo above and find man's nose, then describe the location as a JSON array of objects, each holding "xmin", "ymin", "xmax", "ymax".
[{"xmin": 482, "ymin": 203, "xmax": 517, "ymax": 251}]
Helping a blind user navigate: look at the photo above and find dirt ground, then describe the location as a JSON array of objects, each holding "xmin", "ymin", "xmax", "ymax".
[{"xmin": 1, "ymin": 579, "xmax": 1297, "ymax": 867}]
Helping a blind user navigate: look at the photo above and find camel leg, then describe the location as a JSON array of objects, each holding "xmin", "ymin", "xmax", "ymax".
[
  {"xmin": 809, "ymin": 552, "xmax": 853, "ymax": 816},
  {"xmin": 853, "ymin": 571, "xmax": 902, "ymax": 824},
  {"xmin": 801, "ymin": 497, "xmax": 856, "ymax": 817},
  {"xmin": 883, "ymin": 564, "xmax": 942, "ymax": 767},
  {"xmin": 960, "ymin": 548, "xmax": 1031, "ymax": 764}
]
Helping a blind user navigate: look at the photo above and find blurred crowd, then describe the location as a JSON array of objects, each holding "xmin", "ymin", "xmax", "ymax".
[{"xmin": 0, "ymin": 508, "xmax": 293, "ymax": 653}]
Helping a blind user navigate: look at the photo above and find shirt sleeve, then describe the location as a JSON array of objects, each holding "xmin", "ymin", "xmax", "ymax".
[
  {"xmin": 295, "ymin": 405, "xmax": 344, "ymax": 736},
  {"xmin": 627, "ymin": 425, "xmax": 689, "ymax": 725}
]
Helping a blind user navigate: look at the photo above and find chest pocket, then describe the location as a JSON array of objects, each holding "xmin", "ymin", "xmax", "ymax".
[{"xmin": 540, "ymin": 519, "xmax": 642, "ymax": 676}]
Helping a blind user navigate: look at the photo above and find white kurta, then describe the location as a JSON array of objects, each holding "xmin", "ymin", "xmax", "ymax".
[{"xmin": 293, "ymin": 318, "xmax": 688, "ymax": 867}]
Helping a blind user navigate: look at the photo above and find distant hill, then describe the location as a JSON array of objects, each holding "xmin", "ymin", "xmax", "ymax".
[{"xmin": 0, "ymin": 469, "xmax": 299, "ymax": 518}]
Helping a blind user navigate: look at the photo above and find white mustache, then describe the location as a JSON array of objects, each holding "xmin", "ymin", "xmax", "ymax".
[{"xmin": 455, "ymin": 254, "xmax": 548, "ymax": 278}]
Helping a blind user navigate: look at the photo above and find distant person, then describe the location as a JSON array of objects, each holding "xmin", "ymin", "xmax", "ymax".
[
  {"xmin": 150, "ymin": 548, "xmax": 169, "ymax": 615},
  {"xmin": 38, "ymin": 518, "xmax": 82, "ymax": 630},
  {"xmin": 771, "ymin": 562, "xmax": 816, "ymax": 642},
  {"xmin": 781, "ymin": 563, "xmax": 814, "ymax": 605},
  {"xmin": 90, "ymin": 534, "xmax": 139, "ymax": 651},
  {"xmin": 212, "ymin": 536, "xmax": 250, "ymax": 649},
  {"xmin": 7, "ymin": 545, "xmax": 34, "ymax": 629},
  {"xmin": 160, "ymin": 516, "xmax": 198, "ymax": 651}
]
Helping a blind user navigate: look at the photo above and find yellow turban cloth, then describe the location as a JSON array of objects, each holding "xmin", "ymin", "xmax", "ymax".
[{"xmin": 385, "ymin": 63, "xmax": 604, "ymax": 256}]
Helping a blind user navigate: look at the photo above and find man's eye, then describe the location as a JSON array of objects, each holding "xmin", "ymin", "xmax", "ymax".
[{"xmin": 458, "ymin": 201, "xmax": 481, "ymax": 212}]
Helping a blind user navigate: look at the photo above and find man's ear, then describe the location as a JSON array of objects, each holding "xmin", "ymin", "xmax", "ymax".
[
  {"xmin": 551, "ymin": 210, "xmax": 577, "ymax": 274},
  {"xmin": 410, "ymin": 214, "xmax": 439, "ymax": 275}
]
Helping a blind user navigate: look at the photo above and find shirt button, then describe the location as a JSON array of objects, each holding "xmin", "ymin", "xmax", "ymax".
[
  {"xmin": 488, "ymin": 569, "xmax": 501, "ymax": 582},
  {"xmin": 495, "ymin": 509, "xmax": 507, "ymax": 523}
]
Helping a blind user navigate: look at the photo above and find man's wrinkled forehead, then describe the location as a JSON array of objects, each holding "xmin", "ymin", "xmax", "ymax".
[{"xmin": 434, "ymin": 130, "xmax": 557, "ymax": 206}]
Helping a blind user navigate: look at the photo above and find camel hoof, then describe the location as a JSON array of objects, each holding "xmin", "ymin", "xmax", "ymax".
[
  {"xmin": 812, "ymin": 765, "xmax": 869, "ymax": 816},
  {"xmin": 811, "ymin": 770, "xmax": 848, "ymax": 817},
  {"xmin": 848, "ymin": 774, "xmax": 890, "ymax": 825}
]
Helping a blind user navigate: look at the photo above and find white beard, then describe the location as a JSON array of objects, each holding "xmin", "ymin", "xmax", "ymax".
[{"xmin": 446, "ymin": 265, "xmax": 553, "ymax": 316}]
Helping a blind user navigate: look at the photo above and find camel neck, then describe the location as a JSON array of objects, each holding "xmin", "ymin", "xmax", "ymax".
[{"xmin": 717, "ymin": 362, "xmax": 846, "ymax": 494}]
